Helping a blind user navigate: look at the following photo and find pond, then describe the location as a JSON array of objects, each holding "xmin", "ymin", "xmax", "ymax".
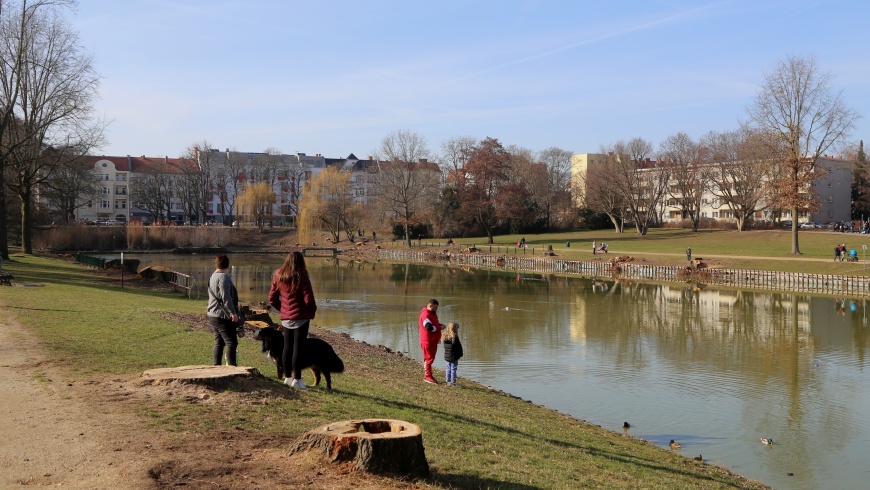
[{"xmin": 126, "ymin": 253, "xmax": 870, "ymax": 490}]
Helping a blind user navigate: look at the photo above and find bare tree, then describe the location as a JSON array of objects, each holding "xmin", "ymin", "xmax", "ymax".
[
  {"xmin": 702, "ymin": 128, "xmax": 771, "ymax": 231},
  {"xmin": 275, "ymin": 155, "xmax": 305, "ymax": 225},
  {"xmin": 253, "ymin": 148, "xmax": 284, "ymax": 186},
  {"xmin": 130, "ymin": 160, "xmax": 175, "ymax": 223},
  {"xmin": 178, "ymin": 140, "xmax": 217, "ymax": 224},
  {"xmin": 601, "ymin": 140, "xmax": 670, "ymax": 235},
  {"xmin": 41, "ymin": 157, "xmax": 99, "ymax": 222},
  {"xmin": 0, "ymin": 0, "xmax": 105, "ymax": 254},
  {"xmin": 538, "ymin": 146, "xmax": 574, "ymax": 230},
  {"xmin": 213, "ymin": 149, "xmax": 247, "ymax": 225},
  {"xmin": 745, "ymin": 54, "xmax": 860, "ymax": 254},
  {"xmin": 627, "ymin": 137, "xmax": 655, "ymax": 161},
  {"xmin": 580, "ymin": 158, "xmax": 627, "ymax": 233},
  {"xmin": 659, "ymin": 132, "xmax": 707, "ymax": 231},
  {"xmin": 376, "ymin": 129, "xmax": 438, "ymax": 246},
  {"xmin": 439, "ymin": 135, "xmax": 476, "ymax": 185}
]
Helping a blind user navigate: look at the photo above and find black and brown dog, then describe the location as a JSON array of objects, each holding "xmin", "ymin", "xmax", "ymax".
[{"xmin": 252, "ymin": 327, "xmax": 344, "ymax": 390}]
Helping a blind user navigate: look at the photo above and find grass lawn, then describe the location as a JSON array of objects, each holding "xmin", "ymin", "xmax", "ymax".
[
  {"xmin": 0, "ymin": 253, "xmax": 768, "ymax": 489},
  {"xmin": 417, "ymin": 228, "xmax": 870, "ymax": 276}
]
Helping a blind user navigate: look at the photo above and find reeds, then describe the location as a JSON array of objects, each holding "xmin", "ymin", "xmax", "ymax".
[{"xmin": 34, "ymin": 223, "xmax": 232, "ymax": 251}]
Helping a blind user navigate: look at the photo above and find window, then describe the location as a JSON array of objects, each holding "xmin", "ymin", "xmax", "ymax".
[
  {"xmin": 827, "ymin": 196, "xmax": 833, "ymax": 203},
  {"xmin": 712, "ymin": 212, "xmax": 719, "ymax": 218},
  {"xmin": 101, "ymin": 187, "xmax": 110, "ymax": 195},
  {"xmin": 115, "ymin": 187, "xmax": 127, "ymax": 195},
  {"xmin": 99, "ymin": 200, "xmax": 110, "ymax": 209},
  {"xmin": 115, "ymin": 200, "xmax": 127, "ymax": 209},
  {"xmin": 116, "ymin": 174, "xmax": 127, "ymax": 181}
]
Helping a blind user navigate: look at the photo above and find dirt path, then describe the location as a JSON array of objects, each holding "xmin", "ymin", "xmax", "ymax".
[{"xmin": 0, "ymin": 305, "xmax": 157, "ymax": 488}]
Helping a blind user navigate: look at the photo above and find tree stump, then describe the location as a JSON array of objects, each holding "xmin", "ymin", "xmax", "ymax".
[
  {"xmin": 289, "ymin": 419, "xmax": 429, "ymax": 478},
  {"xmin": 140, "ymin": 365, "xmax": 260, "ymax": 388}
]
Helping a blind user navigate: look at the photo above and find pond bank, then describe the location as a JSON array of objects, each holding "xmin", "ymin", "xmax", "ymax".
[{"xmin": 379, "ymin": 248, "xmax": 870, "ymax": 297}]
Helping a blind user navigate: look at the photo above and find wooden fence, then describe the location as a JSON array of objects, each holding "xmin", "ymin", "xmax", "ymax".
[
  {"xmin": 74, "ymin": 253, "xmax": 106, "ymax": 269},
  {"xmin": 378, "ymin": 249, "xmax": 870, "ymax": 297}
]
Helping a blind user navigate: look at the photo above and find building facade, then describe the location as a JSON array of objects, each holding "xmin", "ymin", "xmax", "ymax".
[
  {"xmin": 571, "ymin": 153, "xmax": 853, "ymax": 226},
  {"xmin": 74, "ymin": 151, "xmax": 390, "ymax": 225}
]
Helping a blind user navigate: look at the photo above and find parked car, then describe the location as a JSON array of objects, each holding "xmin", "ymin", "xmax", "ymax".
[
  {"xmin": 800, "ymin": 222, "xmax": 819, "ymax": 229},
  {"xmin": 780, "ymin": 220, "xmax": 793, "ymax": 227}
]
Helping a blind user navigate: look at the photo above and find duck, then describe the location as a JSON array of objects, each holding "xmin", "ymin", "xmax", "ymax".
[
  {"xmin": 761, "ymin": 437, "xmax": 774, "ymax": 445},
  {"xmin": 622, "ymin": 422, "xmax": 631, "ymax": 429},
  {"xmin": 693, "ymin": 454, "xmax": 703, "ymax": 462},
  {"xmin": 669, "ymin": 439, "xmax": 682, "ymax": 449}
]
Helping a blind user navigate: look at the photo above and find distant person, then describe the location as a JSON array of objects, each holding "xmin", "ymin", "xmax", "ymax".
[
  {"xmin": 592, "ymin": 241, "xmax": 597, "ymax": 255},
  {"xmin": 600, "ymin": 243, "xmax": 608, "ymax": 253},
  {"xmin": 207, "ymin": 254, "xmax": 240, "ymax": 366},
  {"xmin": 269, "ymin": 251, "xmax": 317, "ymax": 390},
  {"xmin": 841, "ymin": 244, "xmax": 847, "ymax": 262},
  {"xmin": 443, "ymin": 322, "xmax": 464, "ymax": 387},
  {"xmin": 419, "ymin": 299, "xmax": 445, "ymax": 384},
  {"xmin": 834, "ymin": 244, "xmax": 841, "ymax": 261}
]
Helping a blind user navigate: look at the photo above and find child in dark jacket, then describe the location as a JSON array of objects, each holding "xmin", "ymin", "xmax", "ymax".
[{"xmin": 443, "ymin": 322, "xmax": 464, "ymax": 387}]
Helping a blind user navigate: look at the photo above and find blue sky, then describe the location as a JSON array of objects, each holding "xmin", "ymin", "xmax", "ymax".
[{"xmin": 73, "ymin": 0, "xmax": 870, "ymax": 160}]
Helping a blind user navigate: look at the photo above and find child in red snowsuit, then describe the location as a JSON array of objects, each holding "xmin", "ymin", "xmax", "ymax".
[{"xmin": 419, "ymin": 299, "xmax": 445, "ymax": 384}]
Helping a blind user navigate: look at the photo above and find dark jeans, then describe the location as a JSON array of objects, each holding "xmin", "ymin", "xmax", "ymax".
[
  {"xmin": 282, "ymin": 321, "xmax": 309, "ymax": 380},
  {"xmin": 208, "ymin": 315, "xmax": 238, "ymax": 366}
]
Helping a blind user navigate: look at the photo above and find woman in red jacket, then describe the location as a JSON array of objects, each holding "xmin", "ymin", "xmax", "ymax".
[{"xmin": 269, "ymin": 251, "xmax": 317, "ymax": 390}]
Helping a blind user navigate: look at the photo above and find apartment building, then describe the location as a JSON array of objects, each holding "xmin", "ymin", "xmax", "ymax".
[
  {"xmin": 74, "ymin": 151, "xmax": 391, "ymax": 225},
  {"xmin": 571, "ymin": 153, "xmax": 853, "ymax": 225}
]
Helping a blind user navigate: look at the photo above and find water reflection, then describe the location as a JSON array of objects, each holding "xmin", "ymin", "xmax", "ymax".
[{"xmin": 127, "ymin": 254, "xmax": 870, "ymax": 490}]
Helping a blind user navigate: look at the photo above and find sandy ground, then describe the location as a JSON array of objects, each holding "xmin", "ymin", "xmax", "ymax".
[{"xmin": 0, "ymin": 312, "xmax": 157, "ymax": 488}]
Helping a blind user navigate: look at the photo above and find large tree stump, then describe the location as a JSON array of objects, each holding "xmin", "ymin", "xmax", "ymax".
[
  {"xmin": 140, "ymin": 365, "xmax": 260, "ymax": 388},
  {"xmin": 289, "ymin": 419, "xmax": 429, "ymax": 478}
]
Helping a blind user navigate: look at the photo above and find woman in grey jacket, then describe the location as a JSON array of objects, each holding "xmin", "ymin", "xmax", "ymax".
[{"xmin": 207, "ymin": 254, "xmax": 240, "ymax": 366}]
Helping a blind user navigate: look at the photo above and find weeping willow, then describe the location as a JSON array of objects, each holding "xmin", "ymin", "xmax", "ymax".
[
  {"xmin": 235, "ymin": 182, "xmax": 276, "ymax": 233},
  {"xmin": 297, "ymin": 183, "xmax": 317, "ymax": 245},
  {"xmin": 296, "ymin": 167, "xmax": 353, "ymax": 245}
]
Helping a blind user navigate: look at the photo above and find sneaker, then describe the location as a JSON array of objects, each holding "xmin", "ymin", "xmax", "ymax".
[
  {"xmin": 290, "ymin": 378, "xmax": 309, "ymax": 390},
  {"xmin": 283, "ymin": 377, "xmax": 293, "ymax": 386},
  {"xmin": 423, "ymin": 376, "xmax": 438, "ymax": 384}
]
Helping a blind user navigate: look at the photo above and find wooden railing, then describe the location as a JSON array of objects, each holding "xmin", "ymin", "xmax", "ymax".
[
  {"xmin": 378, "ymin": 249, "xmax": 870, "ymax": 297},
  {"xmin": 74, "ymin": 253, "xmax": 106, "ymax": 269}
]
